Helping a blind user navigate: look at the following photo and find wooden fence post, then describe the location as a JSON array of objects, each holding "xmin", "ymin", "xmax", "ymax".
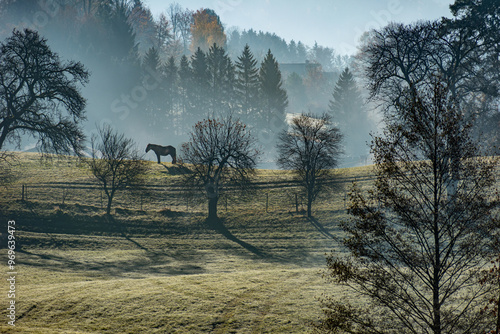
[{"xmin": 266, "ymin": 193, "xmax": 269, "ymax": 213}]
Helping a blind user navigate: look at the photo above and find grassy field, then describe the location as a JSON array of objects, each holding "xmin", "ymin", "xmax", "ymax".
[{"xmin": 0, "ymin": 152, "xmax": 375, "ymax": 333}]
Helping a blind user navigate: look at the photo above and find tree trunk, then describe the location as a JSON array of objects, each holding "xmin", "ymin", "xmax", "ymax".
[
  {"xmin": 208, "ymin": 196, "xmax": 218, "ymax": 220},
  {"xmin": 106, "ymin": 195, "xmax": 113, "ymax": 215},
  {"xmin": 307, "ymin": 198, "xmax": 312, "ymax": 217},
  {"xmin": 307, "ymin": 188, "xmax": 313, "ymax": 217}
]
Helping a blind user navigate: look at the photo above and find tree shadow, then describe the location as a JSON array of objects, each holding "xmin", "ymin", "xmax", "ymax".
[
  {"xmin": 308, "ymin": 216, "xmax": 335, "ymax": 239},
  {"xmin": 205, "ymin": 216, "xmax": 264, "ymax": 258},
  {"xmin": 106, "ymin": 214, "xmax": 154, "ymax": 254},
  {"xmin": 18, "ymin": 214, "xmax": 207, "ymax": 278}
]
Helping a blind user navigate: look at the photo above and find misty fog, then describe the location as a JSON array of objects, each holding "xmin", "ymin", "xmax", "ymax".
[{"xmin": 0, "ymin": 1, "xmax": 378, "ymax": 168}]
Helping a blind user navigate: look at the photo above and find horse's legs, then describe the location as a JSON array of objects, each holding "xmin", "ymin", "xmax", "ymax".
[{"xmin": 156, "ymin": 153, "xmax": 161, "ymax": 164}]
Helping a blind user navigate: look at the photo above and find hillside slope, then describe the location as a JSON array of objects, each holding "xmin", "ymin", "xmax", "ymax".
[{"xmin": 0, "ymin": 152, "xmax": 375, "ymax": 333}]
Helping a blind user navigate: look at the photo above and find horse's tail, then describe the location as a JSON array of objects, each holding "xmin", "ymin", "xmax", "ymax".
[{"xmin": 171, "ymin": 146, "xmax": 177, "ymax": 164}]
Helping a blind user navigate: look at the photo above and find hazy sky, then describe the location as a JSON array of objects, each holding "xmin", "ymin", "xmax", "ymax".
[{"xmin": 143, "ymin": 0, "xmax": 454, "ymax": 55}]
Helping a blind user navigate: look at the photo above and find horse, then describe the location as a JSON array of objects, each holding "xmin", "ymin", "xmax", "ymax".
[{"xmin": 146, "ymin": 144, "xmax": 176, "ymax": 164}]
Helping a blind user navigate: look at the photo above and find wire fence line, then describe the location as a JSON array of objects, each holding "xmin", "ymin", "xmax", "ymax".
[{"xmin": 6, "ymin": 180, "xmax": 320, "ymax": 214}]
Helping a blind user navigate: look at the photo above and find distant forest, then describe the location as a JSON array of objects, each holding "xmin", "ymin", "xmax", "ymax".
[{"xmin": 0, "ymin": 0, "xmax": 373, "ymax": 164}]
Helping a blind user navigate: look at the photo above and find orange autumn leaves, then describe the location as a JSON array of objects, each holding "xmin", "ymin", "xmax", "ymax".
[{"xmin": 190, "ymin": 9, "xmax": 227, "ymax": 53}]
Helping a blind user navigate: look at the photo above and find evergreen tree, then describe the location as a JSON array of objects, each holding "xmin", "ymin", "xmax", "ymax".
[
  {"xmin": 296, "ymin": 41, "xmax": 307, "ymax": 61},
  {"xmin": 142, "ymin": 46, "xmax": 161, "ymax": 72},
  {"xmin": 288, "ymin": 40, "xmax": 298, "ymax": 62},
  {"xmin": 329, "ymin": 67, "xmax": 372, "ymax": 157},
  {"xmin": 163, "ymin": 56, "xmax": 178, "ymax": 121},
  {"xmin": 190, "ymin": 47, "xmax": 210, "ymax": 120},
  {"xmin": 108, "ymin": 0, "xmax": 139, "ymax": 63},
  {"xmin": 235, "ymin": 44, "xmax": 259, "ymax": 121},
  {"xmin": 129, "ymin": 0, "xmax": 156, "ymax": 56},
  {"xmin": 207, "ymin": 43, "xmax": 235, "ymax": 115},
  {"xmin": 178, "ymin": 55, "xmax": 191, "ymax": 115},
  {"xmin": 96, "ymin": 0, "xmax": 141, "ymax": 94},
  {"xmin": 140, "ymin": 46, "xmax": 164, "ymax": 134},
  {"xmin": 259, "ymin": 49, "xmax": 288, "ymax": 126}
]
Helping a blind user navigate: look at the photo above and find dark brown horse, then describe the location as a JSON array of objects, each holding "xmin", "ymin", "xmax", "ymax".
[{"xmin": 146, "ymin": 144, "xmax": 176, "ymax": 164}]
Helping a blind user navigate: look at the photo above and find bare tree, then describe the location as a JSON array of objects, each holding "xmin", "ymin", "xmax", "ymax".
[
  {"xmin": 318, "ymin": 81, "xmax": 498, "ymax": 333},
  {"xmin": 276, "ymin": 112, "xmax": 342, "ymax": 217},
  {"xmin": 167, "ymin": 3, "xmax": 193, "ymax": 55},
  {"xmin": 358, "ymin": 17, "xmax": 499, "ymax": 147},
  {"xmin": 155, "ymin": 13, "xmax": 172, "ymax": 52},
  {"xmin": 87, "ymin": 124, "xmax": 146, "ymax": 215},
  {"xmin": 180, "ymin": 116, "xmax": 259, "ymax": 221},
  {"xmin": 0, "ymin": 28, "xmax": 89, "ymax": 154}
]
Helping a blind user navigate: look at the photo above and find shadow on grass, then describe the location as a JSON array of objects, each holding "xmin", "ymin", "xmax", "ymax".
[
  {"xmin": 160, "ymin": 163, "xmax": 191, "ymax": 175},
  {"xmin": 308, "ymin": 216, "xmax": 335, "ymax": 239},
  {"xmin": 205, "ymin": 216, "xmax": 264, "ymax": 258},
  {"xmin": 16, "ymin": 210, "xmax": 207, "ymax": 278},
  {"xmin": 19, "ymin": 247, "xmax": 205, "ymax": 278},
  {"xmin": 106, "ymin": 214, "xmax": 152, "ymax": 253}
]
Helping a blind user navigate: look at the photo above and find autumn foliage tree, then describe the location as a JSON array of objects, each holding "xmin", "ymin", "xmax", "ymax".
[{"xmin": 190, "ymin": 8, "xmax": 226, "ymax": 53}]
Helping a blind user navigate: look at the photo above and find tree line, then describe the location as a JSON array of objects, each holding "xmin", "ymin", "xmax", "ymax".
[
  {"xmin": 0, "ymin": 0, "xmax": 370, "ymax": 160},
  {"xmin": 136, "ymin": 43, "xmax": 288, "ymax": 144}
]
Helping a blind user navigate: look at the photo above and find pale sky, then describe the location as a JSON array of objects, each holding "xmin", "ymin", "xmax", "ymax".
[{"xmin": 143, "ymin": 0, "xmax": 454, "ymax": 55}]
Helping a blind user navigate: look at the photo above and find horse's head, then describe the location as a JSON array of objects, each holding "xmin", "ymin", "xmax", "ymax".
[{"xmin": 145, "ymin": 144, "xmax": 151, "ymax": 153}]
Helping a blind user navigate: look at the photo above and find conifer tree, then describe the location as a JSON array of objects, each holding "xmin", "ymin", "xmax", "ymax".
[
  {"xmin": 178, "ymin": 55, "xmax": 191, "ymax": 115},
  {"xmin": 142, "ymin": 46, "xmax": 161, "ymax": 72},
  {"xmin": 163, "ymin": 56, "xmax": 178, "ymax": 121},
  {"xmin": 207, "ymin": 43, "xmax": 235, "ymax": 115},
  {"xmin": 259, "ymin": 49, "xmax": 288, "ymax": 126},
  {"xmin": 329, "ymin": 67, "xmax": 371, "ymax": 157},
  {"xmin": 235, "ymin": 44, "xmax": 260, "ymax": 120},
  {"xmin": 190, "ymin": 47, "xmax": 210, "ymax": 119},
  {"xmin": 297, "ymin": 41, "xmax": 307, "ymax": 61}
]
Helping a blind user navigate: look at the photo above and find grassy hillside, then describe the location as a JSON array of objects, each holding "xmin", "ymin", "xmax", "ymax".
[{"xmin": 0, "ymin": 152, "xmax": 375, "ymax": 333}]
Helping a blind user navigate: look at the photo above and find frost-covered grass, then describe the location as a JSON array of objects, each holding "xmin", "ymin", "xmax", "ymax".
[{"xmin": 0, "ymin": 152, "xmax": 375, "ymax": 333}]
